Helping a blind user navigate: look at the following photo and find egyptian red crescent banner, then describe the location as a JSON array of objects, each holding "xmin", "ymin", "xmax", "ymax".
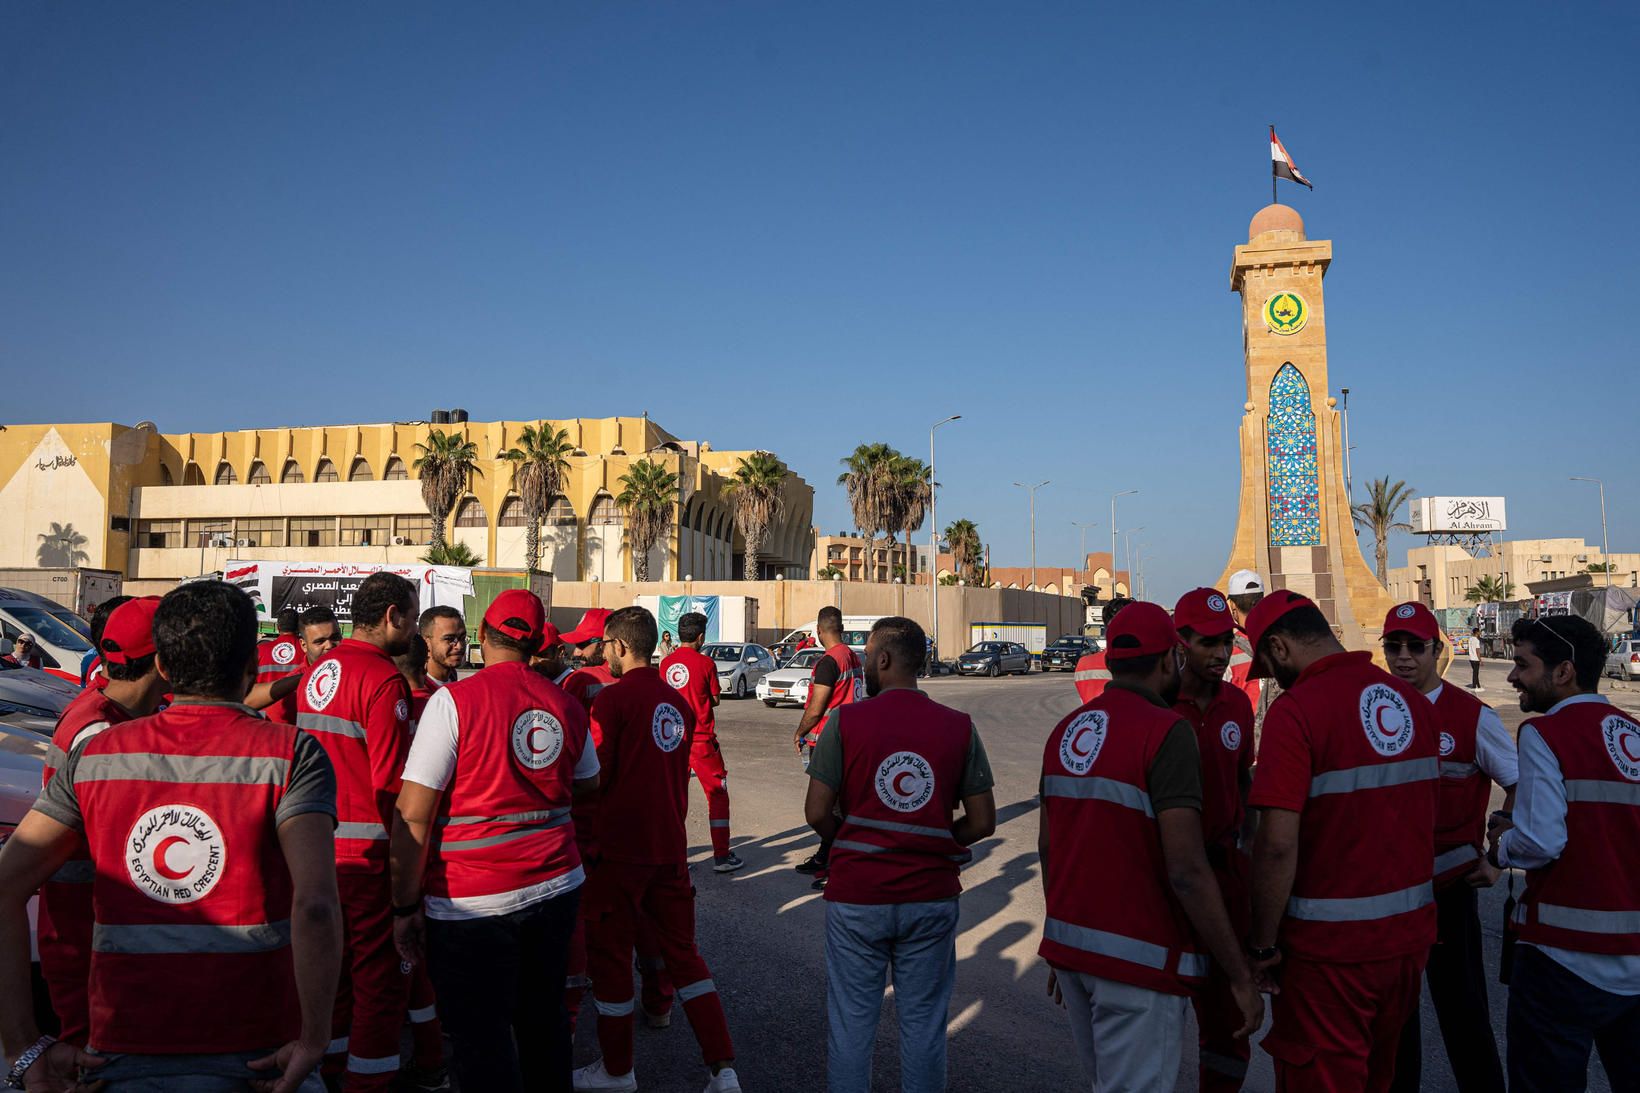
[{"xmin": 1270, "ymin": 126, "xmax": 1313, "ymax": 189}]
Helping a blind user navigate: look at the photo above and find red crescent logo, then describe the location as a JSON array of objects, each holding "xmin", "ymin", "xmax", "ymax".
[
  {"xmin": 154, "ymin": 836, "xmax": 194, "ymax": 881},
  {"xmin": 1620, "ymin": 730, "xmax": 1640, "ymax": 764},
  {"xmin": 893, "ymin": 771, "xmax": 918, "ymax": 796},
  {"xmin": 1374, "ymin": 705, "xmax": 1403, "ymax": 737},
  {"xmin": 1069, "ymin": 727, "xmax": 1094, "ymax": 757},
  {"xmin": 528, "ymin": 726, "xmax": 553, "ymax": 754}
]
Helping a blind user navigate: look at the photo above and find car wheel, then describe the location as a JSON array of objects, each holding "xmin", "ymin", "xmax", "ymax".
[
  {"xmin": 988, "ymin": 661, "xmax": 1000, "ymax": 678},
  {"xmin": 735, "ymin": 676, "xmax": 747, "ymax": 699}
]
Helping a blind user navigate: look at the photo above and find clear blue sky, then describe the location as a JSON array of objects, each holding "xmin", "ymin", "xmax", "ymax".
[{"xmin": 4, "ymin": 3, "xmax": 1636, "ymax": 601}]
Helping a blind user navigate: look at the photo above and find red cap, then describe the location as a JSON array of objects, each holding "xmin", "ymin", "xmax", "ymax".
[
  {"xmin": 1242, "ymin": 590, "xmax": 1317, "ymax": 678},
  {"xmin": 561, "ymin": 608, "xmax": 613, "ymax": 647},
  {"xmin": 1172, "ymin": 587, "xmax": 1235, "ymax": 638},
  {"xmin": 483, "ymin": 590, "xmax": 545, "ymax": 644},
  {"xmin": 100, "ymin": 597, "xmax": 161, "ymax": 666},
  {"xmin": 538, "ymin": 621, "xmax": 564, "ymax": 650},
  {"xmin": 1383, "ymin": 601, "xmax": 1439, "ymax": 642},
  {"xmin": 1104, "ymin": 601, "xmax": 1182, "ymax": 661}
]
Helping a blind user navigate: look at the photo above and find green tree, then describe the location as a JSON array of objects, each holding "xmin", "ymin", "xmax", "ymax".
[
  {"xmin": 413, "ymin": 430, "xmax": 481, "ymax": 554},
  {"xmin": 421, "ymin": 541, "xmax": 483, "ymax": 567},
  {"xmin": 1587, "ymin": 561, "xmax": 1617, "ymax": 574},
  {"xmin": 817, "ymin": 564, "xmax": 844, "ymax": 580},
  {"xmin": 837, "ymin": 443, "xmax": 900, "ymax": 577},
  {"xmin": 1351, "ymin": 477, "xmax": 1415, "ymax": 585},
  {"xmin": 615, "ymin": 459, "xmax": 679, "ymax": 582},
  {"xmin": 943, "ymin": 518, "xmax": 983, "ymax": 584},
  {"xmin": 498, "ymin": 425, "xmax": 575, "ymax": 573},
  {"xmin": 1465, "ymin": 575, "xmax": 1516, "ymax": 603},
  {"xmin": 890, "ymin": 455, "xmax": 933, "ymax": 573},
  {"xmin": 727, "ymin": 452, "xmax": 787, "ymax": 580}
]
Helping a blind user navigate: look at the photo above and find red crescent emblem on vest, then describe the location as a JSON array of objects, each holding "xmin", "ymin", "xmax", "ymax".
[
  {"xmin": 1069, "ymin": 726, "xmax": 1095, "ymax": 757},
  {"xmin": 893, "ymin": 771, "xmax": 918, "ymax": 796},
  {"xmin": 1374, "ymin": 706, "xmax": 1403, "ymax": 737},
  {"xmin": 153, "ymin": 836, "xmax": 194, "ymax": 881},
  {"xmin": 528, "ymin": 725, "xmax": 554, "ymax": 754},
  {"xmin": 1621, "ymin": 730, "xmax": 1640, "ymax": 764}
]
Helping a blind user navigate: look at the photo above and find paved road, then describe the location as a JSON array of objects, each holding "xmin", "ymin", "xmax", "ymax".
[{"xmin": 569, "ymin": 660, "xmax": 1631, "ymax": 1091}]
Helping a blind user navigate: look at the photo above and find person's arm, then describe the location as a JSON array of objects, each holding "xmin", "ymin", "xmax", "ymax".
[
  {"xmin": 388, "ymin": 687, "xmax": 460, "ymax": 959},
  {"xmin": 952, "ymin": 725, "xmax": 997, "ymax": 846},
  {"xmin": 803, "ymin": 709, "xmax": 845, "ymax": 838},
  {"xmin": 795, "ymin": 658, "xmax": 840, "ymax": 748},
  {"xmin": 1248, "ymin": 807, "xmax": 1300, "ymax": 959},
  {"xmin": 804, "ymin": 778, "xmax": 841, "ymax": 841},
  {"xmin": 570, "ymin": 713, "xmax": 601, "ymax": 797},
  {"xmin": 244, "ymin": 671, "xmax": 303, "ymax": 711},
  {"xmin": 706, "ymin": 659, "xmax": 721, "ymax": 709},
  {"xmin": 1159, "ymin": 806, "xmax": 1263, "ymax": 1036},
  {"xmin": 1491, "ymin": 724, "xmax": 1564, "ymax": 870}
]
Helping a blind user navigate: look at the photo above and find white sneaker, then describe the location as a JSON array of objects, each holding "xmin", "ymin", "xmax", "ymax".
[
  {"xmin": 703, "ymin": 1068, "xmax": 742, "ymax": 1092},
  {"xmin": 573, "ymin": 1060, "xmax": 638, "ymax": 1092}
]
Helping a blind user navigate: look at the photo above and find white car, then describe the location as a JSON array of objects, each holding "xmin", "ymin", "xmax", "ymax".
[
  {"xmin": 1606, "ymin": 637, "xmax": 1640, "ymax": 682},
  {"xmin": 757, "ymin": 647, "xmax": 827, "ymax": 708},
  {"xmin": 702, "ymin": 643, "xmax": 777, "ymax": 700}
]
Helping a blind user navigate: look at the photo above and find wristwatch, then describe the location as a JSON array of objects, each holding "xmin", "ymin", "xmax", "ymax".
[
  {"xmin": 1246, "ymin": 942, "xmax": 1279, "ymax": 962},
  {"xmin": 5, "ymin": 1035, "xmax": 56, "ymax": 1089}
]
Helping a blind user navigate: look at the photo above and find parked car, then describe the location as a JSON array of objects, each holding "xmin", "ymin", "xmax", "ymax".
[
  {"xmin": 955, "ymin": 641, "xmax": 1032, "ymax": 677},
  {"xmin": 757, "ymin": 647, "xmax": 825, "ymax": 708},
  {"xmin": 703, "ymin": 642, "xmax": 777, "ymax": 699},
  {"xmin": 0, "ymin": 709, "xmax": 52, "ymax": 1019},
  {"xmin": 1606, "ymin": 636, "xmax": 1640, "ymax": 682},
  {"xmin": 1041, "ymin": 635, "xmax": 1100, "ymax": 672},
  {"xmin": 0, "ymin": 587, "xmax": 96, "ymax": 685},
  {"xmin": 0, "ymin": 662, "xmax": 79, "ymax": 720}
]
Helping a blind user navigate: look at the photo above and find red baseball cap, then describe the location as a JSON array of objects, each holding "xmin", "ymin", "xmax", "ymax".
[
  {"xmin": 538, "ymin": 621, "xmax": 564, "ymax": 650},
  {"xmin": 484, "ymin": 590, "xmax": 545, "ymax": 644},
  {"xmin": 100, "ymin": 596, "xmax": 161, "ymax": 665},
  {"xmin": 561, "ymin": 608, "xmax": 612, "ymax": 647},
  {"xmin": 1383, "ymin": 602, "xmax": 1439, "ymax": 642},
  {"xmin": 1104, "ymin": 601, "xmax": 1182, "ymax": 661},
  {"xmin": 1173, "ymin": 587, "xmax": 1236, "ymax": 638},
  {"xmin": 1242, "ymin": 590, "xmax": 1317, "ymax": 678}
]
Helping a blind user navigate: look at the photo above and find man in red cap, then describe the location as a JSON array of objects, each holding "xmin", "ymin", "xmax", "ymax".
[
  {"xmin": 531, "ymin": 622, "xmax": 574, "ymax": 686},
  {"xmin": 1073, "ymin": 596, "xmax": 1131, "ymax": 704},
  {"xmin": 36, "ymin": 596, "xmax": 168, "ymax": 1046},
  {"xmin": 1040, "ymin": 601, "xmax": 1261, "ymax": 1090},
  {"xmin": 391, "ymin": 589, "xmax": 599, "ymax": 1093},
  {"xmin": 1171, "ymin": 588, "xmax": 1258, "ymax": 1091},
  {"xmin": 661, "ymin": 611, "xmax": 743, "ymax": 874},
  {"xmin": 1381, "ymin": 602, "xmax": 1514, "ymax": 1093},
  {"xmin": 563, "ymin": 608, "xmax": 616, "ymax": 711},
  {"xmin": 1244, "ymin": 591, "xmax": 1439, "ymax": 1092}
]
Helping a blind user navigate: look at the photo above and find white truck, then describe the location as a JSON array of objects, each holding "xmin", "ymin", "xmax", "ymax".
[
  {"xmin": 0, "ymin": 568, "xmax": 121, "ymax": 619},
  {"xmin": 634, "ymin": 595, "xmax": 759, "ymax": 645}
]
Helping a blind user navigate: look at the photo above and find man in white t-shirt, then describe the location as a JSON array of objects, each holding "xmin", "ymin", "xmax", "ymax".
[{"xmin": 1467, "ymin": 628, "xmax": 1484, "ymax": 691}]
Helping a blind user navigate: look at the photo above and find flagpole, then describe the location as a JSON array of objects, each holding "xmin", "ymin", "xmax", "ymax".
[{"xmin": 1270, "ymin": 124, "xmax": 1277, "ymax": 205}]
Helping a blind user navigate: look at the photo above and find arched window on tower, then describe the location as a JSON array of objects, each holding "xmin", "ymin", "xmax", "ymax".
[
  {"xmin": 281, "ymin": 459, "xmax": 306, "ymax": 483},
  {"xmin": 247, "ymin": 461, "xmax": 271, "ymax": 484},
  {"xmin": 384, "ymin": 457, "xmax": 409, "ymax": 480},
  {"xmin": 315, "ymin": 459, "xmax": 340, "ymax": 482},
  {"xmin": 214, "ymin": 462, "xmax": 237, "ymax": 485},
  {"xmin": 1266, "ymin": 363, "xmax": 1320, "ymax": 547}
]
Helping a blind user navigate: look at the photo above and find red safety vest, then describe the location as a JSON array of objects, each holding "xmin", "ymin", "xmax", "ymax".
[
  {"xmin": 424, "ymin": 661, "xmax": 587, "ymax": 912},
  {"xmin": 295, "ymin": 638, "xmax": 411, "ymax": 872},
  {"xmin": 1225, "ymin": 634, "xmax": 1262, "ymax": 711},
  {"xmin": 1270, "ymin": 652, "xmax": 1439, "ymax": 962},
  {"xmin": 1039, "ymin": 685, "xmax": 1208, "ymax": 996},
  {"xmin": 1072, "ymin": 650, "xmax": 1110, "ymax": 704},
  {"xmin": 72, "ymin": 703, "xmax": 300, "ymax": 1054},
  {"xmin": 1514, "ymin": 700, "xmax": 1640, "ymax": 956},
  {"xmin": 826, "ymin": 689, "xmax": 973, "ymax": 906},
  {"xmin": 1430, "ymin": 684, "xmax": 1494, "ymax": 888},
  {"xmin": 806, "ymin": 644, "xmax": 862, "ymax": 745},
  {"xmin": 1173, "ymin": 682, "xmax": 1255, "ymax": 852},
  {"xmin": 660, "ymin": 646, "xmax": 719, "ymax": 737},
  {"xmin": 256, "ymin": 635, "xmax": 304, "ymax": 681},
  {"xmin": 565, "ymin": 663, "xmax": 616, "ymax": 713}
]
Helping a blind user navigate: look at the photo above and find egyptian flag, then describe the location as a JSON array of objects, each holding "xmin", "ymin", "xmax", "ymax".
[{"xmin": 1271, "ymin": 127, "xmax": 1313, "ymax": 189}]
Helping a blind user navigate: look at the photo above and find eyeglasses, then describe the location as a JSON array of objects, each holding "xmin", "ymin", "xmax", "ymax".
[
  {"xmin": 1382, "ymin": 639, "xmax": 1432, "ymax": 655},
  {"xmin": 1512, "ymin": 617, "xmax": 1576, "ymax": 655}
]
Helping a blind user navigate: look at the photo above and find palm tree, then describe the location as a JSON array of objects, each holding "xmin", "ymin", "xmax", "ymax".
[
  {"xmin": 421, "ymin": 541, "xmax": 483, "ymax": 567},
  {"xmin": 891, "ymin": 456, "xmax": 933, "ymax": 576},
  {"xmin": 943, "ymin": 518, "xmax": 982, "ymax": 584},
  {"xmin": 413, "ymin": 430, "xmax": 481, "ymax": 554},
  {"xmin": 616, "ymin": 459, "xmax": 679, "ymax": 582},
  {"xmin": 837, "ymin": 443, "xmax": 900, "ymax": 579},
  {"xmin": 727, "ymin": 452, "xmax": 787, "ymax": 580},
  {"xmin": 1465, "ymin": 575, "xmax": 1515, "ymax": 603},
  {"xmin": 498, "ymin": 425, "xmax": 575, "ymax": 573},
  {"xmin": 1351, "ymin": 477, "xmax": 1414, "ymax": 585}
]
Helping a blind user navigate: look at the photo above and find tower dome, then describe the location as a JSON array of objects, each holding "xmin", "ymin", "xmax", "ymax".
[{"xmin": 1248, "ymin": 203, "xmax": 1305, "ymax": 242}]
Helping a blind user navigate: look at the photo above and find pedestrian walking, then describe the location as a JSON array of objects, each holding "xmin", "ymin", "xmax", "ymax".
[
  {"xmin": 1467, "ymin": 628, "xmax": 1484, "ymax": 691},
  {"xmin": 1383, "ymin": 603, "xmax": 1514, "ymax": 1093},
  {"xmin": 390, "ymin": 590, "xmax": 599, "ymax": 1093},
  {"xmin": 1244, "ymin": 591, "xmax": 1439, "ymax": 1092},
  {"xmin": 803, "ymin": 616, "xmax": 996, "ymax": 1093},
  {"xmin": 793, "ymin": 607, "xmax": 864, "ymax": 881},
  {"xmin": 1489, "ymin": 614, "xmax": 1640, "ymax": 1092},
  {"xmin": 1072, "ymin": 596, "xmax": 1131, "ymax": 703},
  {"xmin": 0, "ymin": 581, "xmax": 342, "ymax": 1092},
  {"xmin": 661, "ymin": 611, "xmax": 744, "ymax": 874},
  {"xmin": 1040, "ymin": 601, "xmax": 1261, "ymax": 1092}
]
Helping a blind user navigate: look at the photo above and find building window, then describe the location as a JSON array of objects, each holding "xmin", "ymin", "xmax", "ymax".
[
  {"xmin": 384, "ymin": 457, "xmax": 409, "ymax": 480},
  {"xmin": 315, "ymin": 459, "xmax": 339, "ymax": 482},
  {"xmin": 281, "ymin": 460, "xmax": 305, "ymax": 484},
  {"xmin": 348, "ymin": 458, "xmax": 373, "ymax": 482},
  {"xmin": 340, "ymin": 516, "xmax": 392, "ymax": 546},
  {"xmin": 498, "ymin": 497, "xmax": 529, "ymax": 527},
  {"xmin": 187, "ymin": 519, "xmax": 232, "ymax": 547},
  {"xmin": 235, "ymin": 518, "xmax": 284, "ymax": 548},
  {"xmin": 589, "ymin": 494, "xmax": 622, "ymax": 526},
  {"xmin": 394, "ymin": 515, "xmax": 433, "ymax": 544},
  {"xmin": 136, "ymin": 519, "xmax": 182, "ymax": 549},
  {"xmin": 454, "ymin": 497, "xmax": 488, "ymax": 527},
  {"xmin": 247, "ymin": 461, "xmax": 272, "ymax": 484},
  {"xmin": 215, "ymin": 463, "xmax": 238, "ymax": 485},
  {"xmin": 290, "ymin": 517, "xmax": 337, "ymax": 548},
  {"xmin": 548, "ymin": 497, "xmax": 576, "ymax": 525},
  {"xmin": 160, "ymin": 464, "xmax": 175, "ymax": 486}
]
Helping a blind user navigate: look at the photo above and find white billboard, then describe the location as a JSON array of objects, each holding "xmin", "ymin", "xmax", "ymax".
[{"xmin": 1411, "ymin": 497, "xmax": 1507, "ymax": 534}]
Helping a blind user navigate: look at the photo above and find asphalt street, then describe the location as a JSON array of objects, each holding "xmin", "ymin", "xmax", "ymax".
[{"xmin": 564, "ymin": 660, "xmax": 1634, "ymax": 1092}]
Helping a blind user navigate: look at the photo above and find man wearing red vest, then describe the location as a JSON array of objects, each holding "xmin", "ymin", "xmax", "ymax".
[
  {"xmin": 803, "ymin": 616, "xmax": 997, "ymax": 1093},
  {"xmin": 1072, "ymin": 596, "xmax": 1130, "ymax": 704},
  {"xmin": 1171, "ymin": 588, "xmax": 1258, "ymax": 1092},
  {"xmin": 36, "ymin": 597, "xmax": 168, "ymax": 1048},
  {"xmin": 563, "ymin": 608, "xmax": 616, "ymax": 711},
  {"xmin": 793, "ymin": 607, "xmax": 863, "ymax": 879},
  {"xmin": 258, "ymin": 609, "xmax": 305, "ymax": 682},
  {"xmin": 0, "ymin": 580, "xmax": 342, "ymax": 1093},
  {"xmin": 297, "ymin": 573, "xmax": 418, "ymax": 1093},
  {"xmin": 1489, "ymin": 614, "xmax": 1640, "ymax": 1092},
  {"xmin": 575, "ymin": 607, "xmax": 740, "ymax": 1093},
  {"xmin": 1245, "ymin": 591, "xmax": 1439, "ymax": 1092},
  {"xmin": 1040, "ymin": 601, "xmax": 1261, "ymax": 1090},
  {"xmin": 661, "ymin": 611, "xmax": 744, "ymax": 874},
  {"xmin": 530, "ymin": 622, "xmax": 574, "ymax": 686},
  {"xmin": 391, "ymin": 590, "xmax": 600, "ymax": 1093},
  {"xmin": 1223, "ymin": 571, "xmax": 1266, "ymax": 715},
  {"xmin": 1382, "ymin": 602, "xmax": 1514, "ymax": 1093}
]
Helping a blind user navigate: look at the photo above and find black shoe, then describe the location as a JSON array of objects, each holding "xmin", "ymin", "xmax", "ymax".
[
  {"xmin": 795, "ymin": 852, "xmax": 827, "ymax": 875},
  {"xmin": 810, "ymin": 875, "xmax": 828, "ymax": 891},
  {"xmin": 395, "ymin": 1065, "xmax": 451, "ymax": 1092}
]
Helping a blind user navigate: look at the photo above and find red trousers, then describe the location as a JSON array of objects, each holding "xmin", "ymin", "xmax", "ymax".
[
  {"xmin": 583, "ymin": 861, "xmax": 734, "ymax": 1075},
  {"xmin": 1264, "ymin": 951, "xmax": 1427, "ymax": 1093},
  {"xmin": 1194, "ymin": 850, "xmax": 1252, "ymax": 1091},
  {"xmin": 406, "ymin": 954, "xmax": 443, "ymax": 1069},
  {"xmin": 690, "ymin": 734, "xmax": 732, "ymax": 858},
  {"xmin": 323, "ymin": 871, "xmax": 408, "ymax": 1091}
]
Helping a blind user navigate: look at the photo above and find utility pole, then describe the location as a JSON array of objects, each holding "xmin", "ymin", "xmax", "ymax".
[
  {"xmin": 929, "ymin": 415, "xmax": 961, "ymax": 665},
  {"xmin": 1123, "ymin": 526, "xmax": 1146, "ymax": 599},
  {"xmin": 1014, "ymin": 480, "xmax": 1050, "ymax": 590},
  {"xmin": 1341, "ymin": 387, "xmax": 1354, "ymax": 503},
  {"xmin": 1111, "ymin": 489, "xmax": 1138, "ymax": 595},
  {"xmin": 1570, "ymin": 476, "xmax": 1612, "ymax": 587}
]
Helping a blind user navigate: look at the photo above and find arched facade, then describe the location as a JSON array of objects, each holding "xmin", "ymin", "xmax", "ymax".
[
  {"xmin": 348, "ymin": 458, "xmax": 373, "ymax": 482},
  {"xmin": 247, "ymin": 461, "xmax": 271, "ymax": 484},
  {"xmin": 281, "ymin": 459, "xmax": 305, "ymax": 484},
  {"xmin": 383, "ymin": 457, "xmax": 408, "ymax": 481},
  {"xmin": 314, "ymin": 459, "xmax": 339, "ymax": 483},
  {"xmin": 214, "ymin": 462, "xmax": 237, "ymax": 485}
]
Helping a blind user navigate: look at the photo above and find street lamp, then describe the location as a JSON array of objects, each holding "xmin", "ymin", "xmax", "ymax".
[
  {"xmin": 1111, "ymin": 489, "xmax": 1138, "ymax": 592},
  {"xmin": 1071, "ymin": 520, "xmax": 1098, "ymax": 590},
  {"xmin": 929, "ymin": 414, "xmax": 961, "ymax": 663},
  {"xmin": 1013, "ymin": 480, "xmax": 1050, "ymax": 591},
  {"xmin": 1340, "ymin": 387, "xmax": 1354, "ymax": 503},
  {"xmin": 1134, "ymin": 543, "xmax": 1152, "ymax": 601},
  {"xmin": 1570, "ymin": 476, "xmax": 1611, "ymax": 587},
  {"xmin": 1123, "ymin": 526, "xmax": 1146, "ymax": 599}
]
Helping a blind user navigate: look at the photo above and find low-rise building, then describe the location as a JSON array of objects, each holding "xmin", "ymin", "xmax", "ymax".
[
  {"xmin": 1387, "ymin": 537, "xmax": 1640, "ymax": 610},
  {"xmin": 810, "ymin": 532, "xmax": 934, "ymax": 583}
]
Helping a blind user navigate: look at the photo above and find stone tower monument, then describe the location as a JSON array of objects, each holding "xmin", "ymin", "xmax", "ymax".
[{"xmin": 1217, "ymin": 203, "xmax": 1392, "ymax": 648}]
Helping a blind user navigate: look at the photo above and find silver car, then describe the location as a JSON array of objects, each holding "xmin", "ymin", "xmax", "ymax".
[
  {"xmin": 1606, "ymin": 637, "xmax": 1640, "ymax": 682},
  {"xmin": 703, "ymin": 643, "xmax": 777, "ymax": 700}
]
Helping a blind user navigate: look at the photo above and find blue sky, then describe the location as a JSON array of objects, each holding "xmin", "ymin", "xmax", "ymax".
[{"xmin": 4, "ymin": 2, "xmax": 1636, "ymax": 600}]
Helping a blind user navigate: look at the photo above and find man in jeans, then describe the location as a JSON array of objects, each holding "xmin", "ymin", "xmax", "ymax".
[{"xmin": 803, "ymin": 616, "xmax": 997, "ymax": 1093}]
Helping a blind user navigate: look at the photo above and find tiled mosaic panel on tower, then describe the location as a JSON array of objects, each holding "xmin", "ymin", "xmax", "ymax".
[{"xmin": 1266, "ymin": 363, "xmax": 1321, "ymax": 547}]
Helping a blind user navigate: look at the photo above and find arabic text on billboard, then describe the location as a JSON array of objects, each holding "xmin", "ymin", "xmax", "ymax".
[{"xmin": 1412, "ymin": 497, "xmax": 1507, "ymax": 534}]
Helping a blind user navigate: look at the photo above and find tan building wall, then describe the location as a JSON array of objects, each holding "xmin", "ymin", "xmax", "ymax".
[
  {"xmin": 1387, "ymin": 538, "xmax": 1640, "ymax": 610},
  {"xmin": 811, "ymin": 533, "xmax": 932, "ymax": 583}
]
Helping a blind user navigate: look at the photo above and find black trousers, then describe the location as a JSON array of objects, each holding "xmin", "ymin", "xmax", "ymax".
[
  {"xmin": 1470, "ymin": 659, "xmax": 1482, "ymax": 688},
  {"xmin": 1508, "ymin": 944, "xmax": 1640, "ymax": 1093},
  {"xmin": 1391, "ymin": 883, "xmax": 1504, "ymax": 1093},
  {"xmin": 425, "ymin": 889, "xmax": 581, "ymax": 1093}
]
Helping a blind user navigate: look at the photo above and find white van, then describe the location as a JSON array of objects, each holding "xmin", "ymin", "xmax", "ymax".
[
  {"xmin": 0, "ymin": 588, "xmax": 96, "ymax": 685},
  {"xmin": 772, "ymin": 616, "xmax": 884, "ymax": 662}
]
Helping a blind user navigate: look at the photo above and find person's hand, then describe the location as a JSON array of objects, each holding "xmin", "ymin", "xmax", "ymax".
[
  {"xmin": 21, "ymin": 1042, "xmax": 104, "ymax": 1092},
  {"xmin": 1485, "ymin": 817, "xmax": 1514, "ymax": 866},
  {"xmin": 1045, "ymin": 966, "xmax": 1064, "ymax": 1008},
  {"xmin": 248, "ymin": 1038, "xmax": 327, "ymax": 1093},
  {"xmin": 1465, "ymin": 858, "xmax": 1502, "ymax": 888},
  {"xmin": 1229, "ymin": 976, "xmax": 1265, "ymax": 1039},
  {"xmin": 793, "ymin": 732, "xmax": 807, "ymax": 756},
  {"xmin": 394, "ymin": 908, "xmax": 425, "ymax": 964},
  {"xmin": 1250, "ymin": 947, "xmax": 1283, "ymax": 994}
]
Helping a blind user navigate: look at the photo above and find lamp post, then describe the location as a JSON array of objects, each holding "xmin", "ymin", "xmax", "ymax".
[
  {"xmin": 1340, "ymin": 387, "xmax": 1354, "ymax": 503},
  {"xmin": 1014, "ymin": 480, "xmax": 1050, "ymax": 590},
  {"xmin": 1570, "ymin": 476, "xmax": 1611, "ymax": 587},
  {"xmin": 1071, "ymin": 520, "xmax": 1097, "ymax": 592},
  {"xmin": 929, "ymin": 414, "xmax": 961, "ymax": 665},
  {"xmin": 1134, "ymin": 543, "xmax": 1152, "ymax": 601},
  {"xmin": 1123, "ymin": 526, "xmax": 1146, "ymax": 599},
  {"xmin": 1111, "ymin": 489, "xmax": 1138, "ymax": 593}
]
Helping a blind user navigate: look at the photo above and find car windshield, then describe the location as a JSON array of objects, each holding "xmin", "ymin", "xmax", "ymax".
[
  {"xmin": 967, "ymin": 643, "xmax": 1003, "ymax": 654},
  {"xmin": 784, "ymin": 649, "xmax": 824, "ymax": 669},
  {"xmin": 50, "ymin": 610, "xmax": 93, "ymax": 642},
  {"xmin": 7, "ymin": 607, "xmax": 91, "ymax": 652},
  {"xmin": 702, "ymin": 645, "xmax": 743, "ymax": 663}
]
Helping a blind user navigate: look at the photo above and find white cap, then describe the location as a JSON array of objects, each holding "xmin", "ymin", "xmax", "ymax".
[{"xmin": 1227, "ymin": 569, "xmax": 1264, "ymax": 596}]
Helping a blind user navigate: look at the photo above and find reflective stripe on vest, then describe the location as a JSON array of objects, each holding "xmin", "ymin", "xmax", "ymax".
[
  {"xmin": 73, "ymin": 752, "xmax": 290, "ymax": 786},
  {"xmin": 1042, "ymin": 775, "xmax": 1153, "ymax": 817},
  {"xmin": 1287, "ymin": 882, "xmax": 1433, "ymax": 922},
  {"xmin": 1565, "ymin": 780, "xmax": 1640, "ymax": 806},
  {"xmin": 436, "ymin": 808, "xmax": 572, "ymax": 851},
  {"xmin": 335, "ymin": 821, "xmax": 389, "ymax": 841},
  {"xmin": 1435, "ymin": 845, "xmax": 1479, "ymax": 876},
  {"xmin": 1227, "ymin": 653, "xmax": 1252, "ymax": 668},
  {"xmin": 833, "ymin": 838, "xmax": 968, "ymax": 862},
  {"xmin": 1440, "ymin": 761, "xmax": 1480, "ymax": 779},
  {"xmin": 1043, "ymin": 915, "xmax": 1209, "ymax": 977},
  {"xmin": 843, "ymin": 814, "xmax": 952, "ymax": 840},
  {"xmin": 1308, "ymin": 756, "xmax": 1438, "ymax": 797},
  {"xmin": 92, "ymin": 919, "xmax": 291, "ymax": 955},
  {"xmin": 297, "ymin": 713, "xmax": 366, "ymax": 739},
  {"xmin": 1517, "ymin": 902, "xmax": 1640, "ymax": 935},
  {"xmin": 1074, "ymin": 669, "xmax": 1112, "ymax": 683}
]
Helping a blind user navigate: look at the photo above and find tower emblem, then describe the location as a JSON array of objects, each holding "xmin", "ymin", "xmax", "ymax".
[{"xmin": 1263, "ymin": 291, "xmax": 1308, "ymax": 335}]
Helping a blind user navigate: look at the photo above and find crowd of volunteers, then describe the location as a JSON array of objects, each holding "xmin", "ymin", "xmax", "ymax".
[{"xmin": 0, "ymin": 567, "xmax": 1635, "ymax": 1093}]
